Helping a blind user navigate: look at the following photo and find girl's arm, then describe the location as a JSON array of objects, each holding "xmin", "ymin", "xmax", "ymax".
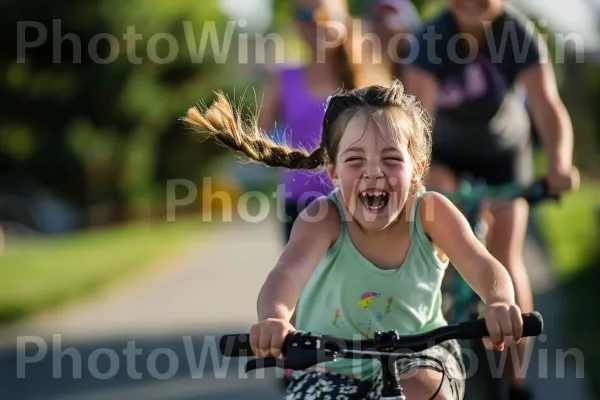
[
  {"xmin": 420, "ymin": 192, "xmax": 521, "ymax": 347},
  {"xmin": 420, "ymin": 192, "xmax": 515, "ymax": 304},
  {"xmin": 257, "ymin": 197, "xmax": 339, "ymax": 322}
]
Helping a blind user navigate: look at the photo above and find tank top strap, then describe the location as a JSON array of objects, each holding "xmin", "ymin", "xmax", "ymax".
[
  {"xmin": 408, "ymin": 188, "xmax": 449, "ymax": 269},
  {"xmin": 408, "ymin": 188, "xmax": 428, "ymax": 246},
  {"xmin": 325, "ymin": 189, "xmax": 350, "ymax": 244}
]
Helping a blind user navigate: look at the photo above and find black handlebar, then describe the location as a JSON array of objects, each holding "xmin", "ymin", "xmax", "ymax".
[
  {"xmin": 438, "ymin": 178, "xmax": 560, "ymax": 207},
  {"xmin": 219, "ymin": 312, "xmax": 543, "ymax": 372},
  {"xmin": 520, "ymin": 178, "xmax": 560, "ymax": 206}
]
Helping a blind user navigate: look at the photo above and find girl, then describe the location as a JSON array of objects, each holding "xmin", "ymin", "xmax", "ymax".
[
  {"xmin": 401, "ymin": 1, "xmax": 579, "ymax": 397},
  {"xmin": 258, "ymin": 0, "xmax": 390, "ymax": 243},
  {"xmin": 182, "ymin": 79, "xmax": 524, "ymax": 400}
]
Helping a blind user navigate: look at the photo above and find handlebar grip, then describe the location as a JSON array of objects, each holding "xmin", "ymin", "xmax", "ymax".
[
  {"xmin": 523, "ymin": 179, "xmax": 560, "ymax": 205},
  {"xmin": 219, "ymin": 334, "xmax": 254, "ymax": 357},
  {"xmin": 459, "ymin": 312, "xmax": 544, "ymax": 340},
  {"xmin": 522, "ymin": 311, "xmax": 544, "ymax": 337}
]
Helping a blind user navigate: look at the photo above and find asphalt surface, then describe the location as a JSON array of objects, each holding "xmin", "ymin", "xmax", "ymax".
[{"xmin": 0, "ymin": 214, "xmax": 595, "ymax": 400}]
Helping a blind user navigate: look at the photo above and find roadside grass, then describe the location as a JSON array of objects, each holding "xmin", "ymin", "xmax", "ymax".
[{"xmin": 0, "ymin": 216, "xmax": 204, "ymax": 323}]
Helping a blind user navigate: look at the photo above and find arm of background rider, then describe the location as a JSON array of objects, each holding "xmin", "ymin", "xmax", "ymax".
[
  {"xmin": 399, "ymin": 15, "xmax": 449, "ymax": 115},
  {"xmin": 507, "ymin": 12, "xmax": 575, "ymax": 177}
]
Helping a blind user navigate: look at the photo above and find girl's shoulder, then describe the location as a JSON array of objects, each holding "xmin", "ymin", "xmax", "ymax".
[
  {"xmin": 417, "ymin": 189, "xmax": 466, "ymax": 240},
  {"xmin": 416, "ymin": 190, "xmax": 438, "ymax": 224},
  {"xmin": 294, "ymin": 194, "xmax": 342, "ymax": 247},
  {"xmin": 407, "ymin": 190, "xmax": 451, "ymax": 265}
]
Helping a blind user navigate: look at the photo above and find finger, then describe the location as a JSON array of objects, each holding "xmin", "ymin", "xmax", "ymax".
[
  {"xmin": 571, "ymin": 168, "xmax": 581, "ymax": 190},
  {"xmin": 482, "ymin": 337, "xmax": 495, "ymax": 350},
  {"xmin": 486, "ymin": 315, "xmax": 504, "ymax": 349},
  {"xmin": 510, "ymin": 307, "xmax": 523, "ymax": 343},
  {"xmin": 259, "ymin": 328, "xmax": 271, "ymax": 358},
  {"xmin": 270, "ymin": 330, "xmax": 285, "ymax": 359},
  {"xmin": 497, "ymin": 310, "xmax": 513, "ymax": 347},
  {"xmin": 250, "ymin": 324, "xmax": 260, "ymax": 356}
]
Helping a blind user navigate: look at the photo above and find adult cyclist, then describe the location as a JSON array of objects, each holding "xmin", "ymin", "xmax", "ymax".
[{"xmin": 401, "ymin": 1, "xmax": 579, "ymax": 399}]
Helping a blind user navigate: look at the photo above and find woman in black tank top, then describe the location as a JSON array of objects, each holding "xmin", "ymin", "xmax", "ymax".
[{"xmin": 400, "ymin": 1, "xmax": 579, "ymax": 399}]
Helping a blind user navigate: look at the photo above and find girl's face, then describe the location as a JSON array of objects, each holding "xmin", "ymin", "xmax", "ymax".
[
  {"xmin": 294, "ymin": 0, "xmax": 348, "ymax": 50},
  {"xmin": 326, "ymin": 110, "xmax": 418, "ymax": 232},
  {"xmin": 446, "ymin": 0, "xmax": 503, "ymax": 28}
]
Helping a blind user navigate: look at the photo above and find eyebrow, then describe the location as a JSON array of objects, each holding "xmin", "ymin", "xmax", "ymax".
[{"xmin": 341, "ymin": 146, "xmax": 399, "ymax": 155}]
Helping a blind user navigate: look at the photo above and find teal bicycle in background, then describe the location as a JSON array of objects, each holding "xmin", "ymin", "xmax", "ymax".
[{"xmin": 431, "ymin": 176, "xmax": 560, "ymax": 400}]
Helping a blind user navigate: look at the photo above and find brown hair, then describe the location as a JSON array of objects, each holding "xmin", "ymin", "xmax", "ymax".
[{"xmin": 182, "ymin": 79, "xmax": 432, "ymax": 190}]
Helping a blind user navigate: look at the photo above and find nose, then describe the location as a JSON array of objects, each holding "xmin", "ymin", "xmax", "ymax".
[{"xmin": 363, "ymin": 160, "xmax": 384, "ymax": 178}]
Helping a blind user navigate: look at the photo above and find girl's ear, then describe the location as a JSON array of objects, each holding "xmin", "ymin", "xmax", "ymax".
[{"xmin": 326, "ymin": 161, "xmax": 340, "ymax": 187}]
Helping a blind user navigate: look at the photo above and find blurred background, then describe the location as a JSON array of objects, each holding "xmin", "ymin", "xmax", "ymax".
[{"xmin": 0, "ymin": 0, "xmax": 599, "ymax": 399}]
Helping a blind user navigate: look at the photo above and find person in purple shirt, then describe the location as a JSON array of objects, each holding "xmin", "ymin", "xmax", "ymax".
[{"xmin": 258, "ymin": 0, "xmax": 359, "ymax": 243}]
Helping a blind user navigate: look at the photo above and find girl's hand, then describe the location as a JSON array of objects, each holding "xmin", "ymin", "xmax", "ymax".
[
  {"xmin": 481, "ymin": 302, "xmax": 523, "ymax": 351},
  {"xmin": 249, "ymin": 318, "xmax": 295, "ymax": 358}
]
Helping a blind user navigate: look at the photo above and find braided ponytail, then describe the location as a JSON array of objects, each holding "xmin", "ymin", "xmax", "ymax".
[
  {"xmin": 183, "ymin": 79, "xmax": 432, "ymax": 192},
  {"xmin": 181, "ymin": 91, "xmax": 327, "ymax": 170}
]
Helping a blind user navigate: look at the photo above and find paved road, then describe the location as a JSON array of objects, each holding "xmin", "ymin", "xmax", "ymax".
[{"xmin": 0, "ymin": 214, "xmax": 595, "ymax": 400}]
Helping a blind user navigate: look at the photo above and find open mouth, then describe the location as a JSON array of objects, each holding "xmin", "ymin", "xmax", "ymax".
[{"xmin": 358, "ymin": 190, "xmax": 389, "ymax": 212}]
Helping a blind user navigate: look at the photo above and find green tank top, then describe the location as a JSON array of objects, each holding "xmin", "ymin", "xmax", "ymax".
[{"xmin": 295, "ymin": 188, "xmax": 449, "ymax": 380}]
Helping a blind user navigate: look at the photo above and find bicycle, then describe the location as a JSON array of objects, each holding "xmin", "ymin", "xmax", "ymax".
[
  {"xmin": 430, "ymin": 176, "xmax": 560, "ymax": 400},
  {"xmin": 219, "ymin": 312, "xmax": 544, "ymax": 400}
]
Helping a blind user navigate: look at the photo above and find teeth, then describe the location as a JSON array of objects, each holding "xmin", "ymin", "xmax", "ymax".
[
  {"xmin": 359, "ymin": 191, "xmax": 389, "ymax": 211},
  {"xmin": 361, "ymin": 191, "xmax": 387, "ymax": 197}
]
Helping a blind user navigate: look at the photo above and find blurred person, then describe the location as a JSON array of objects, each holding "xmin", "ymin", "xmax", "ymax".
[
  {"xmin": 258, "ymin": 0, "xmax": 388, "ymax": 244},
  {"xmin": 362, "ymin": 0, "xmax": 422, "ymax": 77},
  {"xmin": 401, "ymin": 1, "xmax": 579, "ymax": 398}
]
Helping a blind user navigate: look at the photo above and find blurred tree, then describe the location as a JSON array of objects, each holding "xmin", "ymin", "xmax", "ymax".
[{"xmin": 0, "ymin": 0, "xmax": 254, "ymax": 227}]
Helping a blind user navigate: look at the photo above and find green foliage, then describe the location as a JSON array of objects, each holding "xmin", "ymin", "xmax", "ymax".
[
  {"xmin": 534, "ymin": 178, "xmax": 600, "ymax": 279},
  {"xmin": 2, "ymin": 0, "xmax": 599, "ymax": 228},
  {"xmin": 0, "ymin": 0, "xmax": 253, "ymax": 224},
  {"xmin": 0, "ymin": 216, "xmax": 204, "ymax": 322}
]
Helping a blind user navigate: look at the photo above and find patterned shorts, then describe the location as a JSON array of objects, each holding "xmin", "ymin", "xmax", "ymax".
[{"xmin": 283, "ymin": 339, "xmax": 466, "ymax": 400}]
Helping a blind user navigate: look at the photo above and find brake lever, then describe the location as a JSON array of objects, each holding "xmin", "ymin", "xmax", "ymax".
[
  {"xmin": 245, "ymin": 356, "xmax": 283, "ymax": 372},
  {"xmin": 244, "ymin": 351, "xmax": 337, "ymax": 372}
]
